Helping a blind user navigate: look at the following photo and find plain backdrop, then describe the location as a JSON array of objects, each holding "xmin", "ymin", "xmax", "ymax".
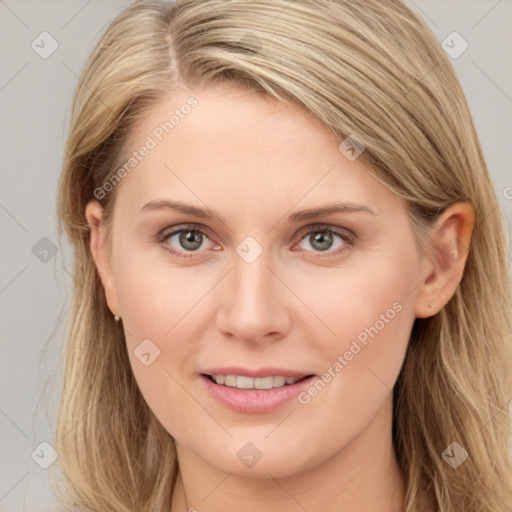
[{"xmin": 1, "ymin": 1, "xmax": 511, "ymax": 510}]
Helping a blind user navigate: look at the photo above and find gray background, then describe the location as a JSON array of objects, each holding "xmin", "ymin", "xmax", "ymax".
[{"xmin": 1, "ymin": 1, "xmax": 511, "ymax": 510}]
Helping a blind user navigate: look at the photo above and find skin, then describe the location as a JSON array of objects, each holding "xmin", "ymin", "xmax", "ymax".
[{"xmin": 86, "ymin": 82, "xmax": 474, "ymax": 512}]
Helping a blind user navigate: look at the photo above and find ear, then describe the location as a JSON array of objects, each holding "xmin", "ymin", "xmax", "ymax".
[
  {"xmin": 85, "ymin": 200, "xmax": 120, "ymax": 317},
  {"xmin": 414, "ymin": 202, "xmax": 475, "ymax": 318}
]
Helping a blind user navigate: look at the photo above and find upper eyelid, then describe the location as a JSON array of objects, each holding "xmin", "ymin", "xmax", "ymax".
[
  {"xmin": 159, "ymin": 223, "xmax": 212, "ymax": 237},
  {"xmin": 299, "ymin": 223, "xmax": 354, "ymax": 238}
]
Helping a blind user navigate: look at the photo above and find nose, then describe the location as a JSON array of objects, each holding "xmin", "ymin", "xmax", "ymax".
[{"xmin": 216, "ymin": 250, "xmax": 292, "ymax": 344}]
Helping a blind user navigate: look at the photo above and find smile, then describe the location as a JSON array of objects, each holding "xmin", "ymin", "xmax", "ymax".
[
  {"xmin": 206, "ymin": 374, "xmax": 308, "ymax": 389},
  {"xmin": 201, "ymin": 372, "xmax": 316, "ymax": 413}
]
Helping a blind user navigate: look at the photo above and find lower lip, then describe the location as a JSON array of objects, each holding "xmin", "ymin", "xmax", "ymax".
[{"xmin": 201, "ymin": 374, "xmax": 315, "ymax": 414}]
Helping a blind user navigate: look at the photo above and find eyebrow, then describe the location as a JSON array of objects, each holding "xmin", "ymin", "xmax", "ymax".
[{"xmin": 140, "ymin": 199, "xmax": 376, "ymax": 224}]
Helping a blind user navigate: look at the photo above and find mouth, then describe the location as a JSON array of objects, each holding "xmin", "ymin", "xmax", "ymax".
[
  {"xmin": 200, "ymin": 370, "xmax": 316, "ymax": 413},
  {"xmin": 202, "ymin": 373, "xmax": 313, "ymax": 390}
]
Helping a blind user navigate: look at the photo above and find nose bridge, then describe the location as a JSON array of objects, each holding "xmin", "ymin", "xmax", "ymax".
[
  {"xmin": 216, "ymin": 244, "xmax": 290, "ymax": 341},
  {"xmin": 233, "ymin": 250, "xmax": 273, "ymax": 302}
]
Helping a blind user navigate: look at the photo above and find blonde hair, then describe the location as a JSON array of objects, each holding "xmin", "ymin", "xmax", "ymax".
[{"xmin": 54, "ymin": 0, "xmax": 512, "ymax": 510}]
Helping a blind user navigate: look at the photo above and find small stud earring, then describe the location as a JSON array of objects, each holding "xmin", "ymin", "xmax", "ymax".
[{"xmin": 114, "ymin": 315, "xmax": 121, "ymax": 323}]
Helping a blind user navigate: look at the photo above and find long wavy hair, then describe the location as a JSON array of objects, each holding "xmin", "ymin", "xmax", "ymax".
[{"xmin": 53, "ymin": 0, "xmax": 512, "ymax": 510}]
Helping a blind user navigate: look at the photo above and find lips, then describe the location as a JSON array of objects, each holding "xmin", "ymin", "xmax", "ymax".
[{"xmin": 200, "ymin": 367, "xmax": 316, "ymax": 413}]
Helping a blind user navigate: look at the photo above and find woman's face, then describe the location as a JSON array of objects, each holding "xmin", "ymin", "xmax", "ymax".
[{"xmin": 88, "ymin": 83, "xmax": 427, "ymax": 478}]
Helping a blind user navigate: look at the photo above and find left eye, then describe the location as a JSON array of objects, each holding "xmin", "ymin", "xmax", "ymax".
[{"xmin": 293, "ymin": 226, "xmax": 353, "ymax": 255}]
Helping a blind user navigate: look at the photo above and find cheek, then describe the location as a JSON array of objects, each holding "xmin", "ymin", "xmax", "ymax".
[
  {"xmin": 112, "ymin": 255, "xmax": 214, "ymax": 428},
  {"xmin": 293, "ymin": 252, "xmax": 416, "ymax": 428},
  {"xmin": 292, "ymin": 251, "xmax": 415, "ymax": 347},
  {"xmin": 114, "ymin": 246, "xmax": 214, "ymax": 340}
]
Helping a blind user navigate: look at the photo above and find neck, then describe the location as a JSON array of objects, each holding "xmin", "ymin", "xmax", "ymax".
[{"xmin": 170, "ymin": 396, "xmax": 405, "ymax": 512}]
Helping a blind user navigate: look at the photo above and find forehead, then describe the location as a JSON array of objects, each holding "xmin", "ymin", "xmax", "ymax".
[{"xmin": 114, "ymin": 83, "xmax": 404, "ymax": 220}]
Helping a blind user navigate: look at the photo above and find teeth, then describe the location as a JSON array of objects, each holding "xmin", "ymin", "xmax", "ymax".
[
  {"xmin": 255, "ymin": 377, "xmax": 274, "ymax": 390},
  {"xmin": 272, "ymin": 376, "xmax": 286, "ymax": 388},
  {"xmin": 211, "ymin": 374, "xmax": 303, "ymax": 389},
  {"xmin": 237, "ymin": 376, "xmax": 255, "ymax": 389},
  {"xmin": 225, "ymin": 375, "xmax": 237, "ymax": 387}
]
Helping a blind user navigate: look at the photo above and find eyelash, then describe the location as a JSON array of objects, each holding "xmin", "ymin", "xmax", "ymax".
[{"xmin": 156, "ymin": 223, "xmax": 356, "ymax": 259}]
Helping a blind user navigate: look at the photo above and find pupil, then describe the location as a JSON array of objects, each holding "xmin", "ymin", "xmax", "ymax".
[
  {"xmin": 311, "ymin": 231, "xmax": 332, "ymax": 251},
  {"xmin": 180, "ymin": 230, "xmax": 202, "ymax": 250}
]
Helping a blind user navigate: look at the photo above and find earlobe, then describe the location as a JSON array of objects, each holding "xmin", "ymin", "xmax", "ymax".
[
  {"xmin": 85, "ymin": 200, "xmax": 121, "ymax": 317},
  {"xmin": 414, "ymin": 202, "xmax": 475, "ymax": 318}
]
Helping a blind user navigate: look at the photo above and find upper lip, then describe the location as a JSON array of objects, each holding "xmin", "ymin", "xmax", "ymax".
[{"xmin": 201, "ymin": 367, "xmax": 314, "ymax": 378}]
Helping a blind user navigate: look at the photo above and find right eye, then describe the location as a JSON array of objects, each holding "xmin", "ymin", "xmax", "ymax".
[{"xmin": 157, "ymin": 225, "xmax": 221, "ymax": 258}]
